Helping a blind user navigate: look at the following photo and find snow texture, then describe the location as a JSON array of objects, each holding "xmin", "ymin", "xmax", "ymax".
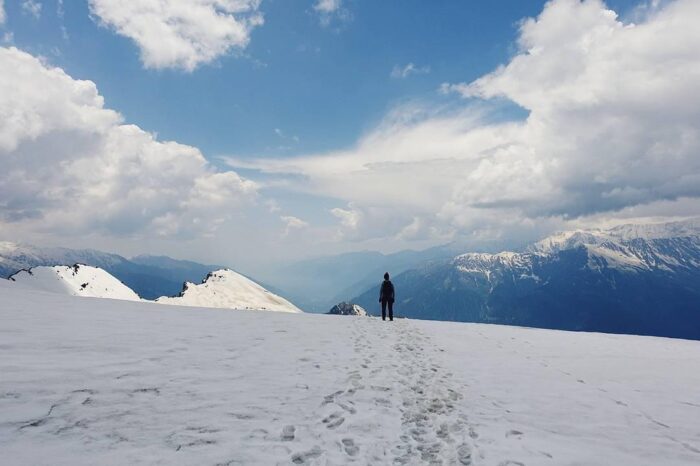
[
  {"xmin": 2, "ymin": 286, "xmax": 700, "ymax": 465},
  {"xmin": 8, "ymin": 264, "xmax": 140, "ymax": 301},
  {"xmin": 156, "ymin": 269, "xmax": 302, "ymax": 313}
]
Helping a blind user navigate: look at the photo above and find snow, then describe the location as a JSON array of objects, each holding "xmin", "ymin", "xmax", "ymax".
[
  {"xmin": 8, "ymin": 265, "xmax": 140, "ymax": 301},
  {"xmin": 2, "ymin": 287, "xmax": 700, "ymax": 465},
  {"xmin": 328, "ymin": 302, "xmax": 368, "ymax": 316},
  {"xmin": 529, "ymin": 218, "xmax": 700, "ymax": 255},
  {"xmin": 156, "ymin": 269, "xmax": 302, "ymax": 313},
  {"xmin": 454, "ymin": 251, "xmax": 537, "ymax": 271},
  {"xmin": 0, "ymin": 242, "xmax": 125, "ymax": 274},
  {"xmin": 586, "ymin": 245, "xmax": 648, "ymax": 272}
]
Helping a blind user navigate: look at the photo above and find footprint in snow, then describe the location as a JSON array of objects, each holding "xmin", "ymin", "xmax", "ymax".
[
  {"xmin": 342, "ymin": 438, "xmax": 359, "ymax": 456},
  {"xmin": 281, "ymin": 425, "xmax": 295, "ymax": 441},
  {"xmin": 323, "ymin": 412, "xmax": 345, "ymax": 429},
  {"xmin": 457, "ymin": 444, "xmax": 473, "ymax": 465},
  {"xmin": 291, "ymin": 446, "xmax": 323, "ymax": 464}
]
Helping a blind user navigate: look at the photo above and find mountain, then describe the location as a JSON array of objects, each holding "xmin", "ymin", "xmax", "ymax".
[
  {"xmin": 353, "ymin": 219, "xmax": 700, "ymax": 340},
  {"xmin": 8, "ymin": 264, "xmax": 140, "ymax": 301},
  {"xmin": 156, "ymin": 269, "xmax": 302, "ymax": 313},
  {"xmin": 0, "ymin": 242, "xmax": 222, "ymax": 299},
  {"xmin": 327, "ymin": 302, "xmax": 368, "ymax": 316},
  {"xmin": 129, "ymin": 255, "xmax": 226, "ymax": 287},
  {"xmin": 258, "ymin": 247, "xmax": 462, "ymax": 313}
]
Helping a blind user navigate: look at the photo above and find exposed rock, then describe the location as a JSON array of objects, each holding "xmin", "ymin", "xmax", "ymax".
[{"xmin": 327, "ymin": 302, "xmax": 367, "ymax": 316}]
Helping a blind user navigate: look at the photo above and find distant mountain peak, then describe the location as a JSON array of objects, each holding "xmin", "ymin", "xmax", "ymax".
[{"xmin": 352, "ymin": 218, "xmax": 700, "ymax": 340}]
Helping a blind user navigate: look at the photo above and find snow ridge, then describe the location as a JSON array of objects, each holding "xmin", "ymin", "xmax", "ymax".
[
  {"xmin": 8, "ymin": 264, "xmax": 140, "ymax": 301},
  {"xmin": 456, "ymin": 218, "xmax": 700, "ymax": 275},
  {"xmin": 156, "ymin": 269, "xmax": 302, "ymax": 313}
]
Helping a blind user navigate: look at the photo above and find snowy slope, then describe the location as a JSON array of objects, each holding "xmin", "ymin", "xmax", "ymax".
[
  {"xmin": 156, "ymin": 269, "xmax": 302, "ymax": 313},
  {"xmin": 8, "ymin": 264, "xmax": 140, "ymax": 301},
  {"xmin": 1, "ymin": 286, "xmax": 700, "ymax": 465}
]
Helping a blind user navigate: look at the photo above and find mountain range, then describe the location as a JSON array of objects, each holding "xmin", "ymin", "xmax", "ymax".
[
  {"xmin": 353, "ymin": 219, "xmax": 700, "ymax": 340},
  {"xmin": 4, "ymin": 218, "xmax": 700, "ymax": 339}
]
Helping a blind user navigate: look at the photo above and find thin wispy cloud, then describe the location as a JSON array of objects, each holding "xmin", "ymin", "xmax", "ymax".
[
  {"xmin": 391, "ymin": 63, "xmax": 430, "ymax": 79},
  {"xmin": 22, "ymin": 0, "xmax": 42, "ymax": 19},
  {"xmin": 313, "ymin": 0, "xmax": 352, "ymax": 28},
  {"xmin": 281, "ymin": 215, "xmax": 309, "ymax": 237}
]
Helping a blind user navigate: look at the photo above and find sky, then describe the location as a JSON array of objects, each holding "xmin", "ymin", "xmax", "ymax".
[{"xmin": 1, "ymin": 0, "xmax": 699, "ymax": 274}]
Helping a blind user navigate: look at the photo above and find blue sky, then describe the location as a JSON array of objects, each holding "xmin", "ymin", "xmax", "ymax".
[
  {"xmin": 1, "ymin": 0, "xmax": 699, "ymax": 271},
  {"xmin": 7, "ymin": 0, "xmax": 641, "ymax": 158}
]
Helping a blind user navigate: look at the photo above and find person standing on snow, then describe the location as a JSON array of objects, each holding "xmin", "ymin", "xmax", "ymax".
[{"xmin": 379, "ymin": 272, "xmax": 395, "ymax": 321}]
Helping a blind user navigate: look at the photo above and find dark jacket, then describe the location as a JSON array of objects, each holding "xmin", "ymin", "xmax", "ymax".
[{"xmin": 379, "ymin": 279, "xmax": 395, "ymax": 303}]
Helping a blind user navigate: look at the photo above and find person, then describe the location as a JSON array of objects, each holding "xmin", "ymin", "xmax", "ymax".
[{"xmin": 379, "ymin": 272, "xmax": 395, "ymax": 321}]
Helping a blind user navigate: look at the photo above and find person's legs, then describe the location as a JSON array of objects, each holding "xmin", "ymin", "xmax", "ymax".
[
  {"xmin": 381, "ymin": 300, "xmax": 387, "ymax": 321},
  {"xmin": 388, "ymin": 301, "xmax": 393, "ymax": 321}
]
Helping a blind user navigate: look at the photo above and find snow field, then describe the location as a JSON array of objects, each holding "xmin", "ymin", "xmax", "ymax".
[{"xmin": 1, "ymin": 286, "xmax": 700, "ymax": 465}]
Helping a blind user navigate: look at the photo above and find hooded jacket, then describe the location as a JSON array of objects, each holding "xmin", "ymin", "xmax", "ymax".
[{"xmin": 379, "ymin": 279, "xmax": 395, "ymax": 303}]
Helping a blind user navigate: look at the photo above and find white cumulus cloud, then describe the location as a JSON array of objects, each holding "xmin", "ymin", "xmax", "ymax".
[
  {"xmin": 88, "ymin": 0, "xmax": 264, "ymax": 71},
  {"xmin": 0, "ymin": 47, "xmax": 257, "ymax": 239},
  {"xmin": 230, "ymin": 0, "xmax": 700, "ymax": 244}
]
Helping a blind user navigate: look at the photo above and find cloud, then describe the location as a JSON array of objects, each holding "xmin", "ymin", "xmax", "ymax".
[
  {"xmin": 21, "ymin": 0, "xmax": 42, "ymax": 19},
  {"xmin": 0, "ymin": 47, "xmax": 257, "ymax": 239},
  {"xmin": 88, "ymin": 0, "xmax": 264, "ymax": 71},
  {"xmin": 0, "ymin": 1, "xmax": 5, "ymax": 24},
  {"xmin": 391, "ymin": 63, "xmax": 430, "ymax": 79},
  {"xmin": 281, "ymin": 215, "xmax": 309, "ymax": 236},
  {"xmin": 313, "ymin": 0, "xmax": 351, "ymax": 27},
  {"xmin": 231, "ymin": 0, "xmax": 700, "ymax": 244},
  {"xmin": 314, "ymin": 0, "xmax": 341, "ymax": 14}
]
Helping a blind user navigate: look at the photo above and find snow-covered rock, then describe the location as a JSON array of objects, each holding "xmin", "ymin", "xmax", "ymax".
[
  {"xmin": 327, "ymin": 302, "xmax": 368, "ymax": 316},
  {"xmin": 7, "ymin": 264, "xmax": 140, "ymax": 301},
  {"xmin": 156, "ymin": 269, "xmax": 302, "ymax": 313}
]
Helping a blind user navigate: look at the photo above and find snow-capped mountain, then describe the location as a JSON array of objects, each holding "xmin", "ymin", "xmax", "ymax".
[
  {"xmin": 156, "ymin": 269, "xmax": 303, "ymax": 313},
  {"xmin": 327, "ymin": 302, "xmax": 368, "ymax": 316},
  {"xmin": 0, "ymin": 242, "xmax": 125, "ymax": 276},
  {"xmin": 0, "ymin": 242, "xmax": 223, "ymax": 299},
  {"xmin": 354, "ymin": 219, "xmax": 700, "ymax": 340},
  {"xmin": 7, "ymin": 264, "xmax": 140, "ymax": 301}
]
